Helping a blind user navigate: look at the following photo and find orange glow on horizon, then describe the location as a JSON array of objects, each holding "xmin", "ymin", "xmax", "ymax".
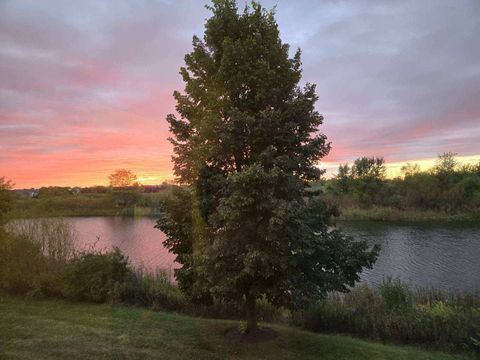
[
  {"xmin": 5, "ymin": 154, "xmax": 480, "ymax": 189},
  {"xmin": 322, "ymin": 154, "xmax": 480, "ymax": 179}
]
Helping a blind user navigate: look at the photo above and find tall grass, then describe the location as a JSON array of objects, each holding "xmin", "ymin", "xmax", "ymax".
[
  {"xmin": 339, "ymin": 206, "xmax": 478, "ymax": 222},
  {"xmin": 6, "ymin": 218, "xmax": 76, "ymax": 262},
  {"xmin": 0, "ymin": 219, "xmax": 185, "ymax": 310},
  {"xmin": 10, "ymin": 191, "xmax": 173, "ymax": 218},
  {"xmin": 294, "ymin": 279, "xmax": 480, "ymax": 353},
  {"xmin": 113, "ymin": 266, "xmax": 187, "ymax": 311},
  {"xmin": 12, "ymin": 194, "xmax": 118, "ymax": 218}
]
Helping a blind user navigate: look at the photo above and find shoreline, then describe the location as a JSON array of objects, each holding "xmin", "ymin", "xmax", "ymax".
[
  {"xmin": 337, "ymin": 206, "xmax": 479, "ymax": 223},
  {"xmin": 11, "ymin": 207, "xmax": 479, "ymax": 223}
]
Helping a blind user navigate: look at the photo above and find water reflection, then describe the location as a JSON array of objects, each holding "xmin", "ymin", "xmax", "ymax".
[
  {"xmin": 20, "ymin": 217, "xmax": 480, "ymax": 292},
  {"xmin": 339, "ymin": 221, "xmax": 480, "ymax": 292},
  {"xmin": 70, "ymin": 217, "xmax": 178, "ymax": 275}
]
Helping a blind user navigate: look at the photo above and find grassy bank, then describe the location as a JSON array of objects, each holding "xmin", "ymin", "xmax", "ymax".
[
  {"xmin": 2, "ymin": 221, "xmax": 479, "ymax": 356},
  {"xmin": 10, "ymin": 192, "xmax": 167, "ymax": 218},
  {"xmin": 295, "ymin": 281, "xmax": 480, "ymax": 355},
  {"xmin": 12, "ymin": 193, "xmax": 118, "ymax": 218},
  {"xmin": 10, "ymin": 191, "xmax": 479, "ymax": 223},
  {"xmin": 0, "ymin": 294, "xmax": 469, "ymax": 360},
  {"xmin": 338, "ymin": 206, "xmax": 479, "ymax": 222}
]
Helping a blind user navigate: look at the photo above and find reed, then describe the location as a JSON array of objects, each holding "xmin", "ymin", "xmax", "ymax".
[{"xmin": 294, "ymin": 280, "xmax": 480, "ymax": 353}]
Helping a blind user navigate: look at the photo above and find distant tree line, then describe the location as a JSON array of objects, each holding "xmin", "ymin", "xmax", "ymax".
[{"xmin": 326, "ymin": 153, "xmax": 480, "ymax": 213}]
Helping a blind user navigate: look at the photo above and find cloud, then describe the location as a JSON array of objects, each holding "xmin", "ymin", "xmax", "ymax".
[
  {"xmin": 277, "ymin": 0, "xmax": 480, "ymax": 162},
  {"xmin": 0, "ymin": 0, "xmax": 479, "ymax": 187}
]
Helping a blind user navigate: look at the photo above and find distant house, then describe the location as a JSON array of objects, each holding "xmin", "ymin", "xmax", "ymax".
[
  {"xmin": 68, "ymin": 187, "xmax": 81, "ymax": 195},
  {"xmin": 14, "ymin": 189, "xmax": 39, "ymax": 198}
]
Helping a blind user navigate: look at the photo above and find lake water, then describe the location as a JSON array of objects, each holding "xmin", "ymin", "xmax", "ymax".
[{"xmin": 61, "ymin": 217, "xmax": 480, "ymax": 292}]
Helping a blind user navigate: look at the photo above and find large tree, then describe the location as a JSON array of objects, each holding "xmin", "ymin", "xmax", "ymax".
[{"xmin": 158, "ymin": 0, "xmax": 378, "ymax": 333}]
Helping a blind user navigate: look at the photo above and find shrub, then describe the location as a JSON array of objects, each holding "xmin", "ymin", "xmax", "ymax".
[
  {"xmin": 379, "ymin": 278, "xmax": 411, "ymax": 312},
  {"xmin": 0, "ymin": 230, "xmax": 46, "ymax": 294},
  {"xmin": 0, "ymin": 219, "xmax": 76, "ymax": 297},
  {"xmin": 6, "ymin": 218, "xmax": 76, "ymax": 262},
  {"xmin": 112, "ymin": 267, "xmax": 187, "ymax": 311},
  {"xmin": 61, "ymin": 248, "xmax": 130, "ymax": 302},
  {"xmin": 1, "ymin": 220, "xmax": 191, "ymax": 312},
  {"xmin": 295, "ymin": 282, "xmax": 480, "ymax": 353}
]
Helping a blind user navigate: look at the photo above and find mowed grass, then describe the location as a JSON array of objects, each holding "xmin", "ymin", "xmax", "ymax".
[{"xmin": 0, "ymin": 295, "xmax": 469, "ymax": 360}]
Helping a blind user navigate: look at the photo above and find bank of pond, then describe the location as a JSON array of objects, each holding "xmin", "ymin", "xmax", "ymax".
[
  {"xmin": 1, "ymin": 217, "xmax": 479, "ymax": 356},
  {"xmin": 10, "ymin": 189, "xmax": 480, "ymax": 222},
  {"xmin": 1, "ymin": 295, "xmax": 469, "ymax": 360},
  {"xmin": 9, "ymin": 216, "xmax": 479, "ymax": 292}
]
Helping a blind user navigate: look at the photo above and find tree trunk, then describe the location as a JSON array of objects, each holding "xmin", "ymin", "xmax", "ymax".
[{"xmin": 245, "ymin": 294, "xmax": 257, "ymax": 333}]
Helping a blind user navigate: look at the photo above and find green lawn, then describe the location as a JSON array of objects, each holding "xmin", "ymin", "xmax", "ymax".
[{"xmin": 0, "ymin": 295, "xmax": 469, "ymax": 360}]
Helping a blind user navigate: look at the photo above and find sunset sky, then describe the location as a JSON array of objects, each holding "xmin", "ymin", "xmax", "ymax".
[{"xmin": 1, "ymin": 0, "xmax": 479, "ymax": 188}]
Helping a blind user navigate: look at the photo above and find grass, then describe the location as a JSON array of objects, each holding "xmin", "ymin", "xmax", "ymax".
[
  {"xmin": 295, "ymin": 282, "xmax": 480, "ymax": 354},
  {"xmin": 0, "ymin": 294, "xmax": 469, "ymax": 360},
  {"xmin": 338, "ymin": 206, "xmax": 478, "ymax": 222},
  {"xmin": 10, "ymin": 191, "xmax": 479, "ymax": 223},
  {"xmin": 11, "ymin": 193, "xmax": 118, "ymax": 218},
  {"xmin": 10, "ymin": 193, "xmax": 167, "ymax": 218}
]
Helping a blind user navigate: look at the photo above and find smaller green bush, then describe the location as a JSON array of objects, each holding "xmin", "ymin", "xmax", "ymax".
[
  {"xmin": 113, "ymin": 268, "xmax": 187, "ymax": 311},
  {"xmin": 380, "ymin": 278, "xmax": 411, "ymax": 312},
  {"xmin": 0, "ymin": 231, "xmax": 45, "ymax": 294},
  {"xmin": 61, "ymin": 248, "xmax": 130, "ymax": 302}
]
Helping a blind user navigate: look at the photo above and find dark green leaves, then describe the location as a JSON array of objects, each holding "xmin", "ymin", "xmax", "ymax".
[{"xmin": 159, "ymin": 1, "xmax": 378, "ymax": 317}]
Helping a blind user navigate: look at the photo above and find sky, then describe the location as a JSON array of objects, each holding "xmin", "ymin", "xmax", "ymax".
[{"xmin": 1, "ymin": 0, "xmax": 479, "ymax": 188}]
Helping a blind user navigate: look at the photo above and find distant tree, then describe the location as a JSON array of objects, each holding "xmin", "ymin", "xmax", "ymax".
[
  {"xmin": 108, "ymin": 169, "xmax": 139, "ymax": 188},
  {"xmin": 108, "ymin": 169, "xmax": 140, "ymax": 212},
  {"xmin": 432, "ymin": 152, "xmax": 459, "ymax": 190},
  {"xmin": 349, "ymin": 157, "xmax": 386, "ymax": 206},
  {"xmin": 351, "ymin": 157, "xmax": 386, "ymax": 181},
  {"xmin": 335, "ymin": 164, "xmax": 351, "ymax": 193},
  {"xmin": 0, "ymin": 177, "xmax": 14, "ymax": 225},
  {"xmin": 400, "ymin": 162, "xmax": 420, "ymax": 178},
  {"xmin": 433, "ymin": 152, "xmax": 458, "ymax": 175},
  {"xmin": 157, "ymin": 0, "xmax": 378, "ymax": 333}
]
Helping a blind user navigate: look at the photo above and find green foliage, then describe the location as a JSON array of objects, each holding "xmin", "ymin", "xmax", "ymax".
[
  {"xmin": 328, "ymin": 153, "xmax": 480, "ymax": 215},
  {"xmin": 296, "ymin": 282, "xmax": 480, "ymax": 353},
  {"xmin": 335, "ymin": 164, "xmax": 350, "ymax": 194},
  {"xmin": 12, "ymin": 193, "xmax": 118, "ymax": 218},
  {"xmin": 111, "ymin": 190, "xmax": 141, "ymax": 210},
  {"xmin": 379, "ymin": 278, "xmax": 411, "ymax": 312},
  {"xmin": 0, "ymin": 221, "xmax": 186, "ymax": 311},
  {"xmin": 0, "ymin": 177, "xmax": 13, "ymax": 225},
  {"xmin": 156, "ymin": 187, "xmax": 196, "ymax": 297},
  {"xmin": 351, "ymin": 157, "xmax": 386, "ymax": 181},
  {"xmin": 0, "ymin": 295, "xmax": 463, "ymax": 360},
  {"xmin": 61, "ymin": 248, "xmax": 130, "ymax": 302},
  {"xmin": 9, "ymin": 190, "xmax": 178, "ymax": 218},
  {"xmin": 0, "ymin": 230, "xmax": 46, "ymax": 294},
  {"xmin": 158, "ymin": 0, "xmax": 378, "ymax": 331},
  {"xmin": 112, "ymin": 268, "xmax": 187, "ymax": 312},
  {"xmin": 0, "ymin": 219, "xmax": 75, "ymax": 296},
  {"xmin": 433, "ymin": 152, "xmax": 459, "ymax": 176}
]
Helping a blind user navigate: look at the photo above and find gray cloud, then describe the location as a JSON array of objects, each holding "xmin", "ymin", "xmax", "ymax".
[
  {"xmin": 1, "ymin": 0, "xmax": 479, "ymax": 171},
  {"xmin": 269, "ymin": 0, "xmax": 480, "ymax": 161}
]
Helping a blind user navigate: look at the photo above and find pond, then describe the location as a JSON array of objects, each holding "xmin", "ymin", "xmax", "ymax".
[
  {"xmin": 339, "ymin": 221, "xmax": 480, "ymax": 292},
  {"xmin": 32, "ymin": 217, "xmax": 480, "ymax": 292}
]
